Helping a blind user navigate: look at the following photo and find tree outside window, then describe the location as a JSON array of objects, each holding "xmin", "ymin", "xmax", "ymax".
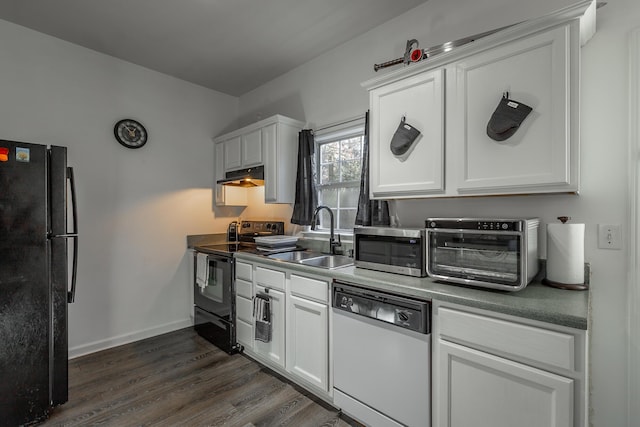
[{"xmin": 315, "ymin": 128, "xmax": 364, "ymax": 232}]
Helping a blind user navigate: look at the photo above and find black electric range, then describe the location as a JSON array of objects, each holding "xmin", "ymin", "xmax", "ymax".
[
  {"xmin": 194, "ymin": 220, "xmax": 289, "ymax": 257},
  {"xmin": 192, "ymin": 220, "xmax": 285, "ymax": 354}
]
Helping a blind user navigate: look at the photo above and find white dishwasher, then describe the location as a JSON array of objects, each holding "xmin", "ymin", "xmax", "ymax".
[{"xmin": 332, "ymin": 281, "xmax": 431, "ymax": 427}]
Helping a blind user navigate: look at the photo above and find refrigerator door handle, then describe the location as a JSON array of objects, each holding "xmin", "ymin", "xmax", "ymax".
[{"xmin": 67, "ymin": 166, "xmax": 78, "ymax": 303}]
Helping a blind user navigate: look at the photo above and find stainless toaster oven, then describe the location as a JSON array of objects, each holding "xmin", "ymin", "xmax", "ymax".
[
  {"xmin": 354, "ymin": 227, "xmax": 426, "ymax": 277},
  {"xmin": 425, "ymin": 218, "xmax": 540, "ymax": 291}
]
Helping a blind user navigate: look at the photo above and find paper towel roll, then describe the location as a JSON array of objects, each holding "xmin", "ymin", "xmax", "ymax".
[{"xmin": 546, "ymin": 222, "xmax": 585, "ymax": 285}]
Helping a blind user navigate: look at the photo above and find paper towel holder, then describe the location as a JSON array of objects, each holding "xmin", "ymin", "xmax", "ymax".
[{"xmin": 542, "ymin": 216, "xmax": 589, "ymax": 291}]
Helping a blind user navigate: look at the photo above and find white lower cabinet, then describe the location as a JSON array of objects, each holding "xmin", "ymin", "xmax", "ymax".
[
  {"xmin": 286, "ymin": 274, "xmax": 329, "ymax": 393},
  {"xmin": 433, "ymin": 301, "xmax": 588, "ymax": 427},
  {"xmin": 438, "ymin": 340, "xmax": 573, "ymax": 427},
  {"xmin": 234, "ymin": 260, "xmax": 332, "ymax": 400},
  {"xmin": 254, "ymin": 284, "xmax": 285, "ymax": 369}
]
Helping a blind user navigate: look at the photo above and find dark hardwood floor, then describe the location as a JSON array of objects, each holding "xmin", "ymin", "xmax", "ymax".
[{"xmin": 40, "ymin": 328, "xmax": 355, "ymax": 427}]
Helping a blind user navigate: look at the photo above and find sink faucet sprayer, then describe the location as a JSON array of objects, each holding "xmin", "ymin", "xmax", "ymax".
[{"xmin": 311, "ymin": 205, "xmax": 342, "ymax": 255}]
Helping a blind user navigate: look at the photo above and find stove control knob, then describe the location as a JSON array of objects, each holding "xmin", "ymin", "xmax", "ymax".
[{"xmin": 502, "ymin": 223, "xmax": 509, "ymax": 230}]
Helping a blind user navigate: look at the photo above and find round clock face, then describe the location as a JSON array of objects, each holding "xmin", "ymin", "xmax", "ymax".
[{"xmin": 114, "ymin": 119, "xmax": 148, "ymax": 149}]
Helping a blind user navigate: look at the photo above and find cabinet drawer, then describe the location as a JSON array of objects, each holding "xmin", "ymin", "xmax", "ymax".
[
  {"xmin": 236, "ymin": 278, "xmax": 252, "ymax": 299},
  {"xmin": 255, "ymin": 266, "xmax": 285, "ymax": 290},
  {"xmin": 236, "ymin": 261, "xmax": 253, "ymax": 281},
  {"xmin": 438, "ymin": 307, "xmax": 576, "ymax": 371},
  {"xmin": 236, "ymin": 295, "xmax": 253, "ymax": 323},
  {"xmin": 290, "ymin": 274, "xmax": 328, "ymax": 303}
]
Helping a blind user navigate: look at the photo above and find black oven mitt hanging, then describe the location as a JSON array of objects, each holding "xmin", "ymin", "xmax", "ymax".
[
  {"xmin": 486, "ymin": 95, "xmax": 532, "ymax": 142},
  {"xmin": 390, "ymin": 116, "xmax": 421, "ymax": 156}
]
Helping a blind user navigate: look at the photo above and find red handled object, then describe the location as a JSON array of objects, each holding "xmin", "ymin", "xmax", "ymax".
[{"xmin": 373, "ymin": 23, "xmax": 520, "ymax": 72}]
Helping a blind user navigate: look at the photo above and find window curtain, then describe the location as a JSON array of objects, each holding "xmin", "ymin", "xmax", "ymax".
[
  {"xmin": 355, "ymin": 111, "xmax": 390, "ymax": 226},
  {"xmin": 290, "ymin": 129, "xmax": 318, "ymax": 225}
]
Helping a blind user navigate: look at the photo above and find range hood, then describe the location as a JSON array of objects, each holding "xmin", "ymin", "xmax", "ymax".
[{"xmin": 217, "ymin": 165, "xmax": 265, "ymax": 187}]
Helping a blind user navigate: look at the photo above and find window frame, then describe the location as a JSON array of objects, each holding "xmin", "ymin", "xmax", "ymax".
[{"xmin": 313, "ymin": 120, "xmax": 365, "ymax": 233}]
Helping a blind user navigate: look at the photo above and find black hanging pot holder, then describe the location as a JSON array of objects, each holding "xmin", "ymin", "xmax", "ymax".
[
  {"xmin": 486, "ymin": 94, "xmax": 533, "ymax": 142},
  {"xmin": 390, "ymin": 116, "xmax": 421, "ymax": 156}
]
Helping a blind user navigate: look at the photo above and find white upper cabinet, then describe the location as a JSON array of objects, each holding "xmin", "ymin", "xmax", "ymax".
[
  {"xmin": 223, "ymin": 130, "xmax": 262, "ymax": 172},
  {"xmin": 369, "ymin": 69, "xmax": 445, "ymax": 199},
  {"xmin": 362, "ymin": 0, "xmax": 596, "ymax": 199},
  {"xmin": 223, "ymin": 136, "xmax": 242, "ymax": 170},
  {"xmin": 215, "ymin": 141, "xmax": 247, "ymax": 206},
  {"xmin": 213, "ymin": 114, "xmax": 304, "ymax": 205},
  {"xmin": 449, "ymin": 25, "xmax": 576, "ymax": 195},
  {"xmin": 262, "ymin": 120, "xmax": 303, "ymax": 203}
]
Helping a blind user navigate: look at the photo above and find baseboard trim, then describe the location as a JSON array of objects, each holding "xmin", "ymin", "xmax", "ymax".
[{"xmin": 69, "ymin": 318, "xmax": 193, "ymax": 359}]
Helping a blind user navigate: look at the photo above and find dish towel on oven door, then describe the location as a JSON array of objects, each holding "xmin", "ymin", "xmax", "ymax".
[
  {"xmin": 253, "ymin": 293, "xmax": 272, "ymax": 343},
  {"xmin": 196, "ymin": 253, "xmax": 209, "ymax": 289}
]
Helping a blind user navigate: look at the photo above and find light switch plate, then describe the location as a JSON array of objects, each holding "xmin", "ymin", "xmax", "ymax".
[{"xmin": 598, "ymin": 224, "xmax": 622, "ymax": 249}]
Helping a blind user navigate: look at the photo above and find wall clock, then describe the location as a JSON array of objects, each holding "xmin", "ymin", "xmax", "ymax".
[{"xmin": 114, "ymin": 119, "xmax": 148, "ymax": 149}]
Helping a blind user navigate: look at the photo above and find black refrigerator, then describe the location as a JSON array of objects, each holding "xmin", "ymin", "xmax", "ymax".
[{"xmin": 0, "ymin": 140, "xmax": 78, "ymax": 425}]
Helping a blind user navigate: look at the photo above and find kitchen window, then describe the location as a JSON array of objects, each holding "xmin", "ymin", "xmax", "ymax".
[{"xmin": 314, "ymin": 119, "xmax": 365, "ymax": 232}]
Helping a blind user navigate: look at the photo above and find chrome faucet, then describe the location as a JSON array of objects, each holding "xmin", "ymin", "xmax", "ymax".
[{"xmin": 311, "ymin": 205, "xmax": 341, "ymax": 255}]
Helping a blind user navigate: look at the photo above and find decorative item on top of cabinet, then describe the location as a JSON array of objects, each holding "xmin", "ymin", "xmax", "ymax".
[
  {"xmin": 362, "ymin": 0, "xmax": 596, "ymax": 200},
  {"xmin": 213, "ymin": 115, "xmax": 305, "ymax": 205}
]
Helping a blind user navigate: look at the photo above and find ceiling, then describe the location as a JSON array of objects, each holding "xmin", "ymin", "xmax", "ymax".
[{"xmin": 0, "ymin": 0, "xmax": 429, "ymax": 96}]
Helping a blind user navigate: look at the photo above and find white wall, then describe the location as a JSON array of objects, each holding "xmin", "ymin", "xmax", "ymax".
[
  {"xmin": 0, "ymin": 19, "xmax": 241, "ymax": 355},
  {"xmin": 238, "ymin": 0, "xmax": 637, "ymax": 426}
]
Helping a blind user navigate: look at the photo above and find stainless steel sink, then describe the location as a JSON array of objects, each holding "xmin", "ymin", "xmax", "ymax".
[
  {"xmin": 299, "ymin": 255, "xmax": 354, "ymax": 269},
  {"xmin": 267, "ymin": 251, "xmax": 354, "ymax": 269},
  {"xmin": 268, "ymin": 251, "xmax": 324, "ymax": 262}
]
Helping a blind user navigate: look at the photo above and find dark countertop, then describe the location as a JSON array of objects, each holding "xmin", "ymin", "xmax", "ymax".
[
  {"xmin": 186, "ymin": 233, "xmax": 227, "ymax": 249},
  {"xmin": 234, "ymin": 251, "xmax": 590, "ymax": 330}
]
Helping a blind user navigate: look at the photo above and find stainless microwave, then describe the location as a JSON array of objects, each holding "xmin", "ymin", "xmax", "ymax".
[
  {"xmin": 425, "ymin": 218, "xmax": 540, "ymax": 291},
  {"xmin": 354, "ymin": 227, "xmax": 426, "ymax": 277}
]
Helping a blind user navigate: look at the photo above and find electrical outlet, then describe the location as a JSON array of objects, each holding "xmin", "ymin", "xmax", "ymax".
[{"xmin": 598, "ymin": 224, "xmax": 622, "ymax": 249}]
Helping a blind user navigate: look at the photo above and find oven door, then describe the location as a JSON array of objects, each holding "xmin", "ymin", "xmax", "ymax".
[
  {"xmin": 427, "ymin": 229, "xmax": 523, "ymax": 288},
  {"xmin": 194, "ymin": 253, "xmax": 234, "ymax": 321}
]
